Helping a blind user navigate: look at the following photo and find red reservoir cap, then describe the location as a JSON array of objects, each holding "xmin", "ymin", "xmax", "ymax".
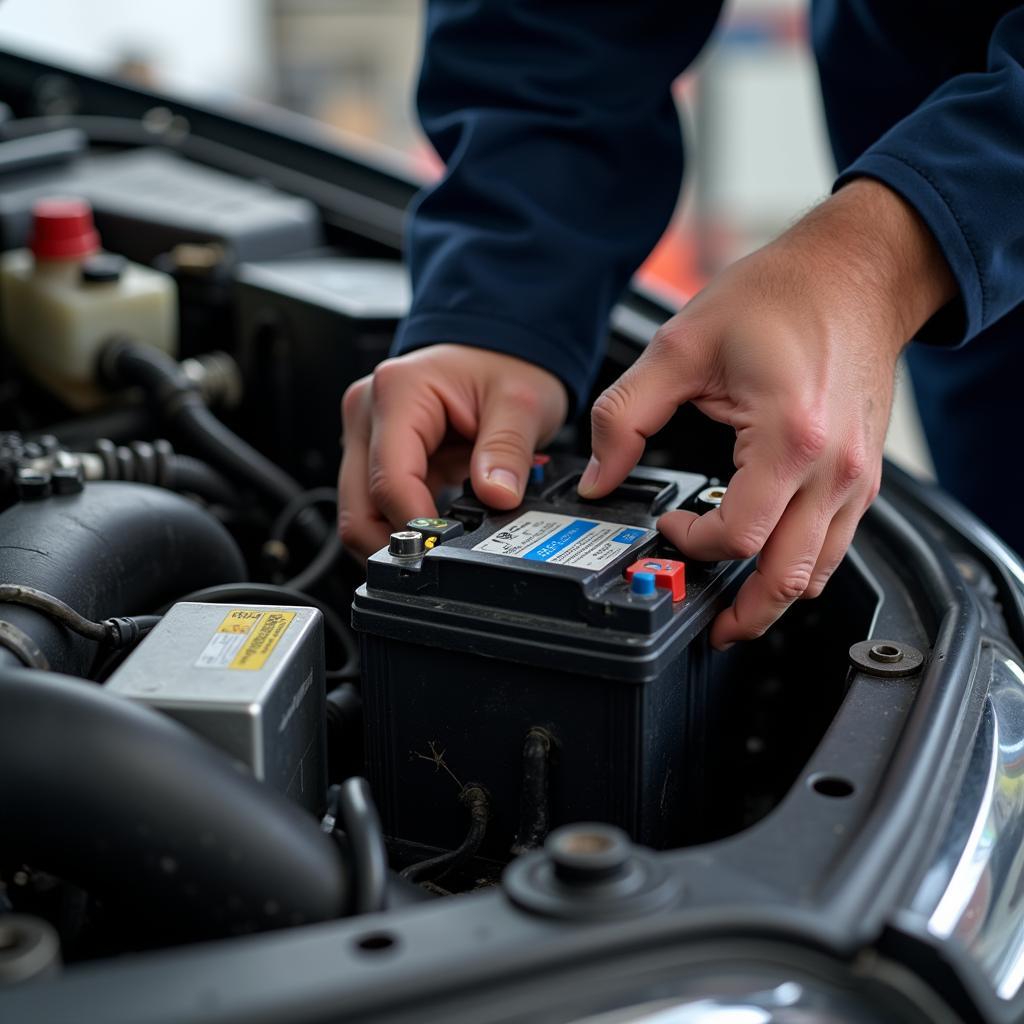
[{"xmin": 29, "ymin": 197, "xmax": 101, "ymax": 261}]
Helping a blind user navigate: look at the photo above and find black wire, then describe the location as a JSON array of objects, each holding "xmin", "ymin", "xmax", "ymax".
[
  {"xmin": 511, "ymin": 728, "xmax": 552, "ymax": 855},
  {"xmin": 0, "ymin": 584, "xmax": 110, "ymax": 643},
  {"xmin": 166, "ymin": 583, "xmax": 359, "ymax": 680},
  {"xmin": 400, "ymin": 786, "xmax": 490, "ymax": 884},
  {"xmin": 334, "ymin": 778, "xmax": 388, "ymax": 915},
  {"xmin": 285, "ymin": 534, "xmax": 342, "ymax": 593},
  {"xmin": 90, "ymin": 615, "xmax": 163, "ymax": 682},
  {"xmin": 128, "ymin": 615, "xmax": 162, "ymax": 637},
  {"xmin": 267, "ymin": 489, "xmax": 342, "ymax": 593},
  {"xmin": 270, "ymin": 488, "xmax": 337, "ymax": 544}
]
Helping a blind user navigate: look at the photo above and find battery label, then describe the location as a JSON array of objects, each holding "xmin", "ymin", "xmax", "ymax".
[
  {"xmin": 195, "ymin": 608, "xmax": 296, "ymax": 670},
  {"xmin": 472, "ymin": 511, "xmax": 652, "ymax": 570}
]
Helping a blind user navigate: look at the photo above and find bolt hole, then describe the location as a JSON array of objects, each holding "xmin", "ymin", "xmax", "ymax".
[
  {"xmin": 356, "ymin": 932, "xmax": 398, "ymax": 953},
  {"xmin": 870, "ymin": 643, "xmax": 902, "ymax": 662},
  {"xmin": 810, "ymin": 774, "xmax": 855, "ymax": 798}
]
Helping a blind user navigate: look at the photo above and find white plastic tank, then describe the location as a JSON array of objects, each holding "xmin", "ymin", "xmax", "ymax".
[{"xmin": 0, "ymin": 197, "xmax": 177, "ymax": 410}]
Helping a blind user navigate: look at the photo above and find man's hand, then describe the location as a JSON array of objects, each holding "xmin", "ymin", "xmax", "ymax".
[
  {"xmin": 579, "ymin": 179, "xmax": 956, "ymax": 649},
  {"xmin": 339, "ymin": 345, "xmax": 568, "ymax": 558}
]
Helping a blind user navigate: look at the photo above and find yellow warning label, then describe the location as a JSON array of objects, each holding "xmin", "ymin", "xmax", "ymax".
[
  {"xmin": 217, "ymin": 609, "xmax": 265, "ymax": 635},
  {"xmin": 229, "ymin": 610, "xmax": 296, "ymax": 671},
  {"xmin": 194, "ymin": 609, "xmax": 296, "ymax": 671}
]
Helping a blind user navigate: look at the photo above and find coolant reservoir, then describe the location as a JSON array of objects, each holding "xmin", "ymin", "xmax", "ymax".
[{"xmin": 0, "ymin": 197, "xmax": 177, "ymax": 409}]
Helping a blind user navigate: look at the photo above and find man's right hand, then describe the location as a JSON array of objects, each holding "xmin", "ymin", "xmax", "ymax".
[{"xmin": 338, "ymin": 345, "xmax": 568, "ymax": 559}]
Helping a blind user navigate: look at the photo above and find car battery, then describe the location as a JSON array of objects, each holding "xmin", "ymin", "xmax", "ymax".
[{"xmin": 353, "ymin": 456, "xmax": 749, "ymax": 858}]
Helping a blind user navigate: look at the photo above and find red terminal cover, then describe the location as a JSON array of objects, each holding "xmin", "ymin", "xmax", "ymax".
[
  {"xmin": 624, "ymin": 557, "xmax": 686, "ymax": 602},
  {"xmin": 29, "ymin": 197, "xmax": 101, "ymax": 261}
]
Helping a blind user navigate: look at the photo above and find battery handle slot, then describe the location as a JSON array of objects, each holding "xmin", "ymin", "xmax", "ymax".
[{"xmin": 554, "ymin": 473, "xmax": 679, "ymax": 517}]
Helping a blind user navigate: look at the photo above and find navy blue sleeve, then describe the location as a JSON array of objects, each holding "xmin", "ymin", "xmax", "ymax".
[
  {"xmin": 392, "ymin": 1, "xmax": 723, "ymax": 414},
  {"xmin": 822, "ymin": 6, "xmax": 1024, "ymax": 347}
]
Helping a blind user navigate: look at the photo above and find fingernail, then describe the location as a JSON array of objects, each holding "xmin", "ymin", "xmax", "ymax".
[
  {"xmin": 578, "ymin": 456, "xmax": 600, "ymax": 495},
  {"xmin": 486, "ymin": 468, "xmax": 520, "ymax": 495},
  {"xmin": 713, "ymin": 640, "xmax": 735, "ymax": 653}
]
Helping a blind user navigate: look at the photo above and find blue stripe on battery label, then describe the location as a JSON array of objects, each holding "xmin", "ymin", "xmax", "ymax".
[
  {"xmin": 523, "ymin": 519, "xmax": 598, "ymax": 561},
  {"xmin": 612, "ymin": 528, "xmax": 645, "ymax": 544}
]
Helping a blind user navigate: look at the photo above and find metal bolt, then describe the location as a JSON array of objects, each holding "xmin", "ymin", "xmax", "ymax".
[{"xmin": 389, "ymin": 530, "xmax": 425, "ymax": 558}]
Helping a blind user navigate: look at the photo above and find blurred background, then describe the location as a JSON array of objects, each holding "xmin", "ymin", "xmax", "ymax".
[{"xmin": 0, "ymin": 0, "xmax": 932, "ymax": 476}]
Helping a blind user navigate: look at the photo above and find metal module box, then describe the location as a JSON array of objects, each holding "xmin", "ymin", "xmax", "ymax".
[{"xmin": 107, "ymin": 602, "xmax": 326, "ymax": 813}]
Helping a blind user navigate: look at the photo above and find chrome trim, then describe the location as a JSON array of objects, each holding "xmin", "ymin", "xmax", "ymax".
[{"xmin": 917, "ymin": 647, "xmax": 1024, "ymax": 1000}]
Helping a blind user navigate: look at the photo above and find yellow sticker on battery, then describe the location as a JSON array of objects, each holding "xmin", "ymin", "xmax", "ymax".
[
  {"xmin": 194, "ymin": 609, "xmax": 295, "ymax": 670},
  {"xmin": 228, "ymin": 610, "xmax": 296, "ymax": 671}
]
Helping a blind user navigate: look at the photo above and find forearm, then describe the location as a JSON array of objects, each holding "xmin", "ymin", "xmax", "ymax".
[
  {"xmin": 817, "ymin": 6, "xmax": 1024, "ymax": 348},
  {"xmin": 771, "ymin": 179, "xmax": 957, "ymax": 354}
]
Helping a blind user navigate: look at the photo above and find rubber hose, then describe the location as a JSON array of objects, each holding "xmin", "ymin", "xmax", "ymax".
[
  {"xmin": 166, "ymin": 454, "xmax": 236, "ymax": 506},
  {"xmin": 100, "ymin": 341, "xmax": 326, "ymax": 545},
  {"xmin": 0, "ymin": 482, "xmax": 246, "ymax": 676},
  {"xmin": 0, "ymin": 667, "xmax": 349, "ymax": 940},
  {"xmin": 37, "ymin": 404, "xmax": 155, "ymax": 448},
  {"xmin": 336, "ymin": 778, "xmax": 388, "ymax": 914}
]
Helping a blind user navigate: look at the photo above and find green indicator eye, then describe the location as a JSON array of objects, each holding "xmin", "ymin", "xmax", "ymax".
[{"xmin": 412, "ymin": 517, "xmax": 449, "ymax": 528}]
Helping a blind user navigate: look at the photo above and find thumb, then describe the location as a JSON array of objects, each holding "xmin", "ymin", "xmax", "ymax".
[
  {"xmin": 580, "ymin": 338, "xmax": 702, "ymax": 499},
  {"xmin": 469, "ymin": 392, "xmax": 545, "ymax": 509}
]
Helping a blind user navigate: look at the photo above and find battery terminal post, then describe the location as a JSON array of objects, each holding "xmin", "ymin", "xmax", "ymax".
[{"xmin": 624, "ymin": 558, "xmax": 686, "ymax": 602}]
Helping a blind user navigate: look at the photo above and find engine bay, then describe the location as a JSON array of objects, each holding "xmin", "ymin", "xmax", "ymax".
[{"xmin": 0, "ymin": 104, "xmax": 876, "ymax": 978}]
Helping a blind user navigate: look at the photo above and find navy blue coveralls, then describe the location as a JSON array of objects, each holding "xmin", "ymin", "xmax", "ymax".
[{"xmin": 392, "ymin": 1, "xmax": 1024, "ymax": 551}]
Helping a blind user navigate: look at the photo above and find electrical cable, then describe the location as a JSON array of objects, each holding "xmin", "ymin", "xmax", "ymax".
[
  {"xmin": 285, "ymin": 534, "xmax": 342, "ymax": 593},
  {"xmin": 265, "ymin": 489, "xmax": 342, "ymax": 592},
  {"xmin": 511, "ymin": 728, "xmax": 552, "ymax": 855},
  {"xmin": 90, "ymin": 615, "xmax": 163, "ymax": 682},
  {"xmin": 400, "ymin": 786, "xmax": 490, "ymax": 884},
  {"xmin": 0, "ymin": 584, "xmax": 156, "ymax": 649},
  {"xmin": 270, "ymin": 487, "xmax": 337, "ymax": 544}
]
